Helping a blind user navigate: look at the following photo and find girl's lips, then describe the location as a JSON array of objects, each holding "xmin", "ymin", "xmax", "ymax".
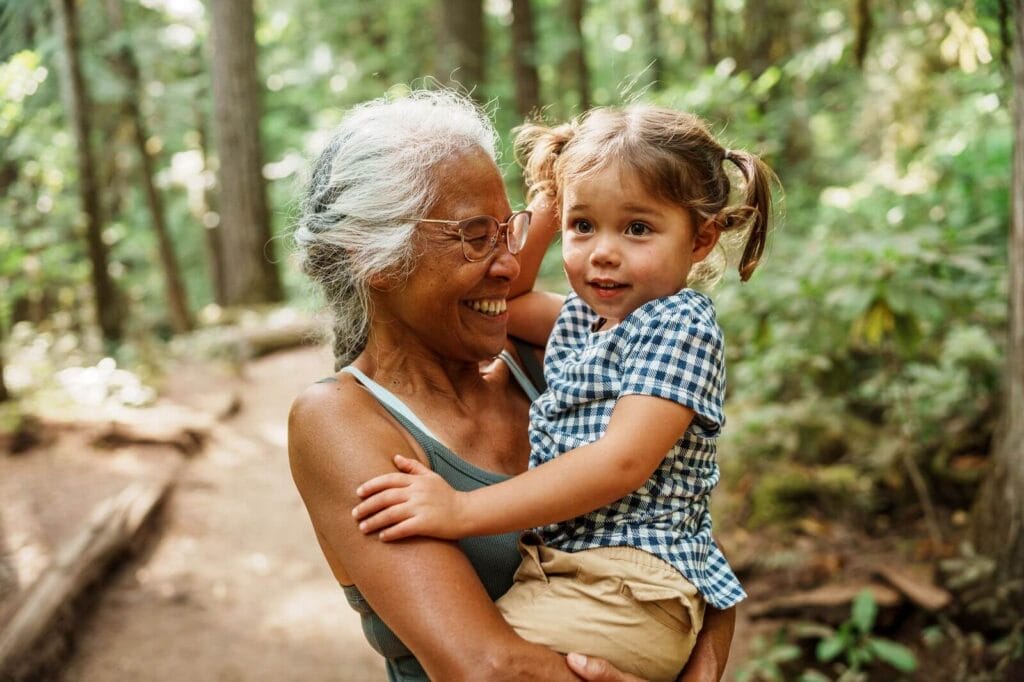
[{"xmin": 588, "ymin": 282, "xmax": 628, "ymax": 299}]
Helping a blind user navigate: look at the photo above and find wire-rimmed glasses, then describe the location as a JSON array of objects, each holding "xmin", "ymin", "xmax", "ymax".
[{"xmin": 411, "ymin": 211, "xmax": 532, "ymax": 262}]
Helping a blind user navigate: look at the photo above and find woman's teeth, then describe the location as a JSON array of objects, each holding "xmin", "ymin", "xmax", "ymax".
[{"xmin": 466, "ymin": 299, "xmax": 507, "ymax": 316}]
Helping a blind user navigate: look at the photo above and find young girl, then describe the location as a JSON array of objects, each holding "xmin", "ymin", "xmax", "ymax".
[{"xmin": 353, "ymin": 105, "xmax": 775, "ymax": 681}]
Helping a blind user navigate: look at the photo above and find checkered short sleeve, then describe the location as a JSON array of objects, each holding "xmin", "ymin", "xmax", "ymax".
[{"xmin": 619, "ymin": 296, "xmax": 725, "ymax": 438}]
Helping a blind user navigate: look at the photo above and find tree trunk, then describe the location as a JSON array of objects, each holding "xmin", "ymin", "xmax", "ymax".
[
  {"xmin": 853, "ymin": 0, "xmax": 873, "ymax": 69},
  {"xmin": 972, "ymin": 0, "xmax": 1024, "ymax": 603},
  {"xmin": 642, "ymin": 0, "xmax": 663, "ymax": 88},
  {"xmin": 0, "ymin": 329, "xmax": 8, "ymax": 403},
  {"xmin": 566, "ymin": 0, "xmax": 590, "ymax": 111},
  {"xmin": 358, "ymin": 3, "xmax": 389, "ymax": 82},
  {"xmin": 50, "ymin": 0, "xmax": 123, "ymax": 344},
  {"xmin": 194, "ymin": 96, "xmax": 227, "ymax": 306},
  {"xmin": 510, "ymin": 0, "xmax": 541, "ymax": 119},
  {"xmin": 701, "ymin": 0, "xmax": 717, "ymax": 67},
  {"xmin": 437, "ymin": 0, "xmax": 485, "ymax": 97},
  {"xmin": 104, "ymin": 0, "xmax": 192, "ymax": 333},
  {"xmin": 208, "ymin": 0, "xmax": 282, "ymax": 305}
]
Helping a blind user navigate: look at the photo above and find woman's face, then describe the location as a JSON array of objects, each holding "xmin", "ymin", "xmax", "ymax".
[{"xmin": 376, "ymin": 147, "xmax": 520, "ymax": 362}]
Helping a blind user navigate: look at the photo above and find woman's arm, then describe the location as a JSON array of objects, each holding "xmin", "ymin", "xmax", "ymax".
[
  {"xmin": 288, "ymin": 382, "xmax": 576, "ymax": 681},
  {"xmin": 354, "ymin": 394, "xmax": 693, "ymax": 539},
  {"xmin": 679, "ymin": 605, "xmax": 736, "ymax": 681}
]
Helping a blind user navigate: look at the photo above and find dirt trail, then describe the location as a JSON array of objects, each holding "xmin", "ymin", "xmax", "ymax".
[{"xmin": 58, "ymin": 346, "xmax": 384, "ymax": 682}]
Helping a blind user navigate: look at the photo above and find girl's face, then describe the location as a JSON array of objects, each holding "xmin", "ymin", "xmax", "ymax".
[{"xmin": 560, "ymin": 163, "xmax": 718, "ymax": 328}]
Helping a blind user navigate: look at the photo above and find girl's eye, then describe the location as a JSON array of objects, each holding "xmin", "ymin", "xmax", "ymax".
[
  {"xmin": 571, "ymin": 219, "xmax": 594, "ymax": 234},
  {"xmin": 625, "ymin": 221, "xmax": 651, "ymax": 236}
]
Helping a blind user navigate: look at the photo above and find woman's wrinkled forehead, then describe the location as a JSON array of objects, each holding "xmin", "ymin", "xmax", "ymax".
[{"xmin": 429, "ymin": 146, "xmax": 510, "ymax": 217}]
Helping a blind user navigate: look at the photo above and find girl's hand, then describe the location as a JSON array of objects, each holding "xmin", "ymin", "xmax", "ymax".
[{"xmin": 353, "ymin": 455, "xmax": 468, "ymax": 541}]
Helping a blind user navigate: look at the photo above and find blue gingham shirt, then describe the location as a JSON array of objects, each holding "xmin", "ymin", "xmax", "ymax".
[{"xmin": 528, "ymin": 288, "xmax": 746, "ymax": 608}]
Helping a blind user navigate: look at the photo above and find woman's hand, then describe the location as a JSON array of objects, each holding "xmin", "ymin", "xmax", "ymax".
[
  {"xmin": 566, "ymin": 651, "xmax": 720, "ymax": 682},
  {"xmin": 565, "ymin": 653, "xmax": 646, "ymax": 681},
  {"xmin": 353, "ymin": 454, "xmax": 469, "ymax": 541}
]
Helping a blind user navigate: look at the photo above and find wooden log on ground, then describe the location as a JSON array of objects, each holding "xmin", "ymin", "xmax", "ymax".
[
  {"xmin": 232, "ymin": 320, "xmax": 320, "ymax": 359},
  {"xmin": 872, "ymin": 563, "xmax": 952, "ymax": 611},
  {"xmin": 0, "ymin": 476, "xmax": 173, "ymax": 679},
  {"xmin": 746, "ymin": 581, "xmax": 902, "ymax": 624}
]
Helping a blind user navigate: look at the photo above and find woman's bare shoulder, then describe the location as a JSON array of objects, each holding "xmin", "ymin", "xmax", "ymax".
[{"xmin": 288, "ymin": 373, "xmax": 408, "ymax": 486}]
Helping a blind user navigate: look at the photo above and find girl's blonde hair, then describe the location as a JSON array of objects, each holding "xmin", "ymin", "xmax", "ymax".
[{"xmin": 515, "ymin": 105, "xmax": 776, "ymax": 282}]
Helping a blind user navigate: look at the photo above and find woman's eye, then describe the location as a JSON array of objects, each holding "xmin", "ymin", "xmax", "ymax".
[
  {"xmin": 572, "ymin": 219, "xmax": 594, "ymax": 234},
  {"xmin": 626, "ymin": 222, "xmax": 651, "ymax": 236}
]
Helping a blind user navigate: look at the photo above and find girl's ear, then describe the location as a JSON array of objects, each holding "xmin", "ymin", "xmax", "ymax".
[{"xmin": 692, "ymin": 219, "xmax": 721, "ymax": 262}]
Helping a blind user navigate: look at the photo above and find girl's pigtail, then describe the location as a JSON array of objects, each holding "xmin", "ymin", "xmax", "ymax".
[
  {"xmin": 514, "ymin": 121, "xmax": 576, "ymax": 201},
  {"xmin": 723, "ymin": 149, "xmax": 775, "ymax": 282}
]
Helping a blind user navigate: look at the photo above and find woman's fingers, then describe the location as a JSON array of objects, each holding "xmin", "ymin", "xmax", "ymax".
[
  {"xmin": 356, "ymin": 473, "xmax": 412, "ymax": 498},
  {"xmin": 565, "ymin": 653, "xmax": 646, "ymax": 682},
  {"xmin": 352, "ymin": 488, "xmax": 409, "ymax": 521}
]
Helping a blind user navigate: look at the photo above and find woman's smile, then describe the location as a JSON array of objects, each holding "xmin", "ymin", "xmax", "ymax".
[{"xmin": 464, "ymin": 297, "xmax": 508, "ymax": 316}]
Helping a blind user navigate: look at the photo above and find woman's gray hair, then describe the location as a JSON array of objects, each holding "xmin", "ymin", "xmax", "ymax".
[{"xmin": 294, "ymin": 90, "xmax": 499, "ymax": 368}]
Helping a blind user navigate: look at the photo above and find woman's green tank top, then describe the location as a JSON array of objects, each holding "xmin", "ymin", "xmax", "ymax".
[{"xmin": 333, "ymin": 351, "xmax": 539, "ymax": 681}]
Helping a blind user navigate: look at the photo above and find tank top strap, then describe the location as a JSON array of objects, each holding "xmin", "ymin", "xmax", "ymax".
[
  {"xmin": 498, "ymin": 350, "xmax": 541, "ymax": 401},
  {"xmin": 339, "ymin": 366, "xmax": 444, "ymax": 444}
]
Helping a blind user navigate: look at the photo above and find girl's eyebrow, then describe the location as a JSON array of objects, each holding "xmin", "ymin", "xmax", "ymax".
[
  {"xmin": 621, "ymin": 203, "xmax": 663, "ymax": 216},
  {"xmin": 565, "ymin": 203, "xmax": 663, "ymax": 215}
]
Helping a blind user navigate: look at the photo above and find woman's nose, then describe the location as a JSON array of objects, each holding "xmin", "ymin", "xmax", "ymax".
[{"xmin": 488, "ymin": 239, "xmax": 521, "ymax": 280}]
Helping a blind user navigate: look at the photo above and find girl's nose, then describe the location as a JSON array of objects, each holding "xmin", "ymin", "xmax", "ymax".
[{"xmin": 589, "ymin": 235, "xmax": 620, "ymax": 267}]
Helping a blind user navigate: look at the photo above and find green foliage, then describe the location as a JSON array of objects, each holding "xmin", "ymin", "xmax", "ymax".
[
  {"xmin": 735, "ymin": 629, "xmax": 804, "ymax": 682},
  {"xmin": 815, "ymin": 590, "xmax": 917, "ymax": 677},
  {"xmin": 0, "ymin": 1, "xmax": 1011, "ymax": 540}
]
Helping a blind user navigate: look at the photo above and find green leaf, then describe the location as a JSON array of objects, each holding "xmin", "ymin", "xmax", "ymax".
[
  {"xmin": 770, "ymin": 643, "xmax": 803, "ymax": 663},
  {"xmin": 868, "ymin": 638, "xmax": 917, "ymax": 672},
  {"xmin": 850, "ymin": 590, "xmax": 877, "ymax": 634},
  {"xmin": 816, "ymin": 635, "xmax": 845, "ymax": 662}
]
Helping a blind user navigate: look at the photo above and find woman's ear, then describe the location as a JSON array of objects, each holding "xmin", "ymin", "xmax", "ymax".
[
  {"xmin": 368, "ymin": 268, "xmax": 398, "ymax": 290},
  {"xmin": 692, "ymin": 219, "xmax": 721, "ymax": 262}
]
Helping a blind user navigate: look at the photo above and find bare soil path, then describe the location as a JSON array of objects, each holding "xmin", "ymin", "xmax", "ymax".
[{"xmin": 57, "ymin": 345, "xmax": 383, "ymax": 682}]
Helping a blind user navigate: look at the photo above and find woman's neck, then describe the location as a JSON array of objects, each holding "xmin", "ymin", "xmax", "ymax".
[{"xmin": 355, "ymin": 333, "xmax": 489, "ymax": 402}]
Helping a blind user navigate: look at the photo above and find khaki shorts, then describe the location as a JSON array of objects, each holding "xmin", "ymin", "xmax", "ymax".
[{"xmin": 496, "ymin": 537, "xmax": 705, "ymax": 682}]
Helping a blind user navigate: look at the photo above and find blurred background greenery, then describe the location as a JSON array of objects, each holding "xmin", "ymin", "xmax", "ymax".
[{"xmin": 0, "ymin": 0, "xmax": 1019, "ymax": 679}]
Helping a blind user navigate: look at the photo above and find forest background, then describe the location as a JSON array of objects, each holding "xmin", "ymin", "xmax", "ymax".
[{"xmin": 0, "ymin": 0, "xmax": 1021, "ymax": 680}]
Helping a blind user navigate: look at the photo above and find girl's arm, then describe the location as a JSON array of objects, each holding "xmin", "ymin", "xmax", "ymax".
[
  {"xmin": 507, "ymin": 193, "xmax": 564, "ymax": 346},
  {"xmin": 289, "ymin": 381, "xmax": 577, "ymax": 681},
  {"xmin": 354, "ymin": 393, "xmax": 693, "ymax": 540},
  {"xmin": 509, "ymin": 192, "xmax": 559, "ymax": 299}
]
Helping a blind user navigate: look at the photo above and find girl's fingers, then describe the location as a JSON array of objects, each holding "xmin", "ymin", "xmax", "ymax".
[
  {"xmin": 356, "ymin": 473, "xmax": 412, "ymax": 497},
  {"xmin": 393, "ymin": 454, "xmax": 431, "ymax": 475},
  {"xmin": 378, "ymin": 518, "xmax": 422, "ymax": 542},
  {"xmin": 357, "ymin": 502, "xmax": 412, "ymax": 534},
  {"xmin": 352, "ymin": 488, "xmax": 408, "ymax": 521}
]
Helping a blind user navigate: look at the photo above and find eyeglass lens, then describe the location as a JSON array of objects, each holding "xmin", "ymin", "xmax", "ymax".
[{"xmin": 460, "ymin": 213, "xmax": 530, "ymax": 260}]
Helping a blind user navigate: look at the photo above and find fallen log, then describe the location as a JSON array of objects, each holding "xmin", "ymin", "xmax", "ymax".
[
  {"xmin": 0, "ymin": 476, "xmax": 173, "ymax": 679},
  {"xmin": 746, "ymin": 582, "xmax": 902, "ymax": 624},
  {"xmin": 872, "ymin": 563, "xmax": 952, "ymax": 612}
]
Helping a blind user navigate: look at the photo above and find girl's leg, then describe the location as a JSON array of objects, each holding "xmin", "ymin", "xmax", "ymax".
[{"xmin": 496, "ymin": 539, "xmax": 705, "ymax": 682}]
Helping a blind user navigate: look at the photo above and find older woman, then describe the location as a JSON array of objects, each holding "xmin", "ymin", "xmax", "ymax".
[{"xmin": 288, "ymin": 90, "xmax": 735, "ymax": 681}]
